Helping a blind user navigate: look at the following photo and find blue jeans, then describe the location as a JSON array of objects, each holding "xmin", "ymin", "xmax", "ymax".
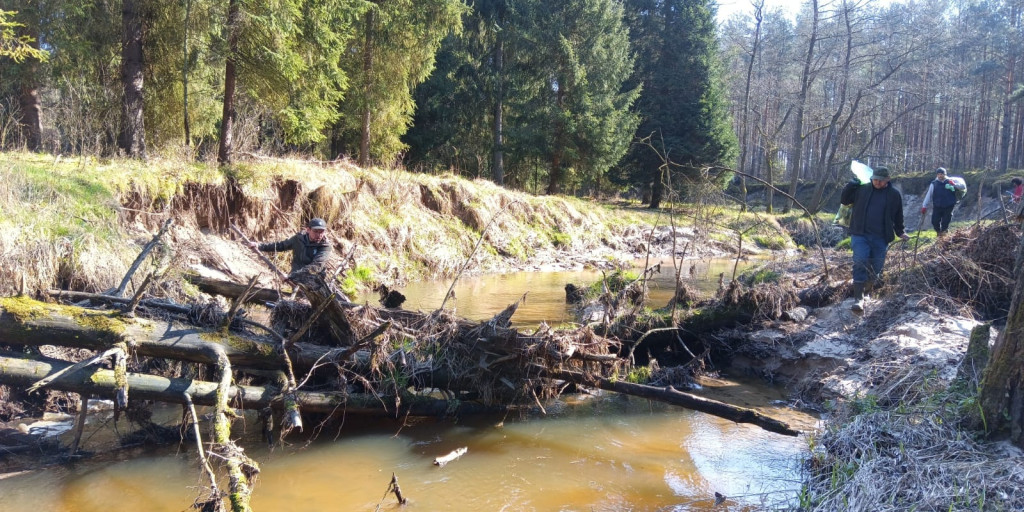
[{"xmin": 851, "ymin": 234, "xmax": 888, "ymax": 284}]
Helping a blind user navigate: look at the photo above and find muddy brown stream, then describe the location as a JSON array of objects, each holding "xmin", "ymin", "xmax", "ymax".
[
  {"xmin": 362, "ymin": 256, "xmax": 753, "ymax": 328},
  {"xmin": 0, "ymin": 257, "xmax": 816, "ymax": 511}
]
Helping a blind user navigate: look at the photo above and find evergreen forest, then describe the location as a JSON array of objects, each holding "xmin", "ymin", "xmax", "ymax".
[{"xmin": 1, "ymin": 0, "xmax": 1023, "ymax": 209}]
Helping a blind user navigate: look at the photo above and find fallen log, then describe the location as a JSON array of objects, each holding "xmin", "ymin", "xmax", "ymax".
[
  {"xmin": 184, "ymin": 273, "xmax": 285, "ymax": 304},
  {"xmin": 540, "ymin": 367, "xmax": 800, "ymax": 436},
  {"xmin": 0, "ymin": 296, "xmax": 289, "ymax": 369},
  {"xmin": 6, "ymin": 280, "xmax": 801, "ymax": 436}
]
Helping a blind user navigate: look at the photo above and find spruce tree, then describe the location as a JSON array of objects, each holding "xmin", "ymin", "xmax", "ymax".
[{"xmin": 622, "ymin": 0, "xmax": 737, "ymax": 208}]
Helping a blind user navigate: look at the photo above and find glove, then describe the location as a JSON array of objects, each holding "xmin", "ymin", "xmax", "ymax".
[
  {"xmin": 945, "ymin": 184, "xmax": 955, "ymax": 191},
  {"xmin": 921, "ymin": 207, "xmax": 927, "ymax": 214}
]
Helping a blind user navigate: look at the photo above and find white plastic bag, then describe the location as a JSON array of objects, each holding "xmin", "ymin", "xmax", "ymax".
[
  {"xmin": 850, "ymin": 160, "xmax": 873, "ymax": 185},
  {"xmin": 834, "ymin": 161, "xmax": 872, "ymax": 227}
]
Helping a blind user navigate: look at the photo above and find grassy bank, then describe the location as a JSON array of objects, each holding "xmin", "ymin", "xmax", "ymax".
[
  {"xmin": 0, "ymin": 152, "xmax": 629, "ymax": 296},
  {"xmin": 0, "ymin": 151, "xmax": 811, "ymax": 299}
]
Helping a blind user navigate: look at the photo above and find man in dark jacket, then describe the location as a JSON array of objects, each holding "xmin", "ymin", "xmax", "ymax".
[
  {"xmin": 249, "ymin": 217, "xmax": 332, "ymax": 274},
  {"xmin": 920, "ymin": 167, "xmax": 963, "ymax": 236},
  {"xmin": 840, "ymin": 166, "xmax": 910, "ymax": 312}
]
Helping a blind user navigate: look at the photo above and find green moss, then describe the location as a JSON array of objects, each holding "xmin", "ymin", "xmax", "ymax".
[
  {"xmin": 113, "ymin": 343, "xmax": 129, "ymax": 389},
  {"xmin": 0, "ymin": 296, "xmax": 50, "ymax": 321},
  {"xmin": 584, "ymin": 270, "xmax": 640, "ymax": 298},
  {"xmin": 338, "ymin": 263, "xmax": 374, "ymax": 297},
  {"xmin": 89, "ymin": 371, "xmax": 117, "ymax": 387},
  {"xmin": 626, "ymin": 365, "xmax": 653, "ymax": 384},
  {"xmin": 72, "ymin": 309, "xmax": 129, "ymax": 339},
  {"xmin": 739, "ymin": 267, "xmax": 782, "ymax": 285},
  {"xmin": 550, "ymin": 231, "xmax": 572, "ymax": 248},
  {"xmin": 201, "ymin": 331, "xmax": 276, "ymax": 357},
  {"xmin": 752, "ymin": 234, "xmax": 789, "ymax": 250}
]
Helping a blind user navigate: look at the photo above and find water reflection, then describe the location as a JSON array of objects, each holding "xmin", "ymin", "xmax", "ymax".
[
  {"xmin": 360, "ymin": 256, "xmax": 754, "ymax": 328},
  {"xmin": 0, "ymin": 388, "xmax": 812, "ymax": 512}
]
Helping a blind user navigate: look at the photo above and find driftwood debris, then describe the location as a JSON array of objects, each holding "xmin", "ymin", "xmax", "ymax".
[
  {"xmin": 432, "ymin": 447, "xmax": 468, "ymax": 467},
  {"xmin": 376, "ymin": 473, "xmax": 408, "ymax": 510},
  {"xmin": 2, "ymin": 274, "xmax": 802, "ymax": 435},
  {"xmin": 0, "ymin": 262, "xmax": 808, "ymax": 511}
]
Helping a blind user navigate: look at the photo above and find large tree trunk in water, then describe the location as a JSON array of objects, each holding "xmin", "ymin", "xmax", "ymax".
[
  {"xmin": 492, "ymin": 33, "xmax": 505, "ymax": 186},
  {"xmin": 120, "ymin": 0, "xmax": 147, "ymax": 159},
  {"xmin": 0, "ymin": 352, "xmax": 503, "ymax": 417},
  {"xmin": 1, "ymin": 291, "xmax": 800, "ymax": 437},
  {"xmin": 359, "ymin": 10, "xmax": 375, "ymax": 168},
  {"xmin": 217, "ymin": 0, "xmax": 240, "ymax": 164},
  {"xmin": 542, "ymin": 368, "xmax": 798, "ymax": 436},
  {"xmin": 980, "ymin": 236, "xmax": 1024, "ymax": 446}
]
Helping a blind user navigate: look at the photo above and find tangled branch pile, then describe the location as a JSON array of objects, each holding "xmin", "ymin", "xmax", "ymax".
[{"xmin": 905, "ymin": 224, "xmax": 1019, "ymax": 319}]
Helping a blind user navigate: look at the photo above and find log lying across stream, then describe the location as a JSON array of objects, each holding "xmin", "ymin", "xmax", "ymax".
[{"xmin": 0, "ymin": 271, "xmax": 798, "ymax": 437}]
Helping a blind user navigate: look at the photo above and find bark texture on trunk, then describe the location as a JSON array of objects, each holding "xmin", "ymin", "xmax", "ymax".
[
  {"xmin": 120, "ymin": 0, "xmax": 147, "ymax": 159},
  {"xmin": 980, "ymin": 235, "xmax": 1024, "ymax": 446},
  {"xmin": 218, "ymin": 0, "xmax": 240, "ymax": 164},
  {"xmin": 17, "ymin": 21, "xmax": 43, "ymax": 151},
  {"xmin": 358, "ymin": 10, "xmax": 375, "ymax": 168}
]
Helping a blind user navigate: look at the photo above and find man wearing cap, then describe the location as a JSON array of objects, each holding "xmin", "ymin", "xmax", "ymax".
[
  {"xmin": 249, "ymin": 218, "xmax": 333, "ymax": 273},
  {"xmin": 840, "ymin": 166, "xmax": 910, "ymax": 312},
  {"xmin": 920, "ymin": 167, "xmax": 962, "ymax": 236}
]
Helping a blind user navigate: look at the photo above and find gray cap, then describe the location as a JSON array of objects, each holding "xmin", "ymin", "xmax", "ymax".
[
  {"xmin": 935, "ymin": 167, "xmax": 947, "ymax": 175},
  {"xmin": 870, "ymin": 166, "xmax": 890, "ymax": 180},
  {"xmin": 308, "ymin": 218, "xmax": 327, "ymax": 230}
]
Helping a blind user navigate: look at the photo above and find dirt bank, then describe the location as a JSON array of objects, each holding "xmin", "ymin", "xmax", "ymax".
[{"xmin": 711, "ymin": 223, "xmax": 1017, "ymax": 409}]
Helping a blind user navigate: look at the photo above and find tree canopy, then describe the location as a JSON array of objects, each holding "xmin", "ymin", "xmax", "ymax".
[{"xmin": 1, "ymin": 0, "xmax": 1022, "ymax": 201}]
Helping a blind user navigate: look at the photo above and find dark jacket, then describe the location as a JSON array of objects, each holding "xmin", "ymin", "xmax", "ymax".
[
  {"xmin": 258, "ymin": 232, "xmax": 332, "ymax": 272},
  {"xmin": 925, "ymin": 179, "xmax": 959, "ymax": 208},
  {"xmin": 841, "ymin": 181, "xmax": 906, "ymax": 243}
]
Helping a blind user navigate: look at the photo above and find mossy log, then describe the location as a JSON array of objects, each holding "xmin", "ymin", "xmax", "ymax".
[{"xmin": 0, "ymin": 351, "xmax": 504, "ymax": 417}]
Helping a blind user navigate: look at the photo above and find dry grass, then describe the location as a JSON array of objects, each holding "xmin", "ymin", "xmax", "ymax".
[
  {"xmin": 0, "ymin": 151, "xmax": 666, "ymax": 297},
  {"xmin": 804, "ymin": 366, "xmax": 1024, "ymax": 511}
]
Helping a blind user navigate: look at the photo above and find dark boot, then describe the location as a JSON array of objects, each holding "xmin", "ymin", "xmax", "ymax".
[{"xmin": 850, "ymin": 282, "xmax": 865, "ymax": 313}]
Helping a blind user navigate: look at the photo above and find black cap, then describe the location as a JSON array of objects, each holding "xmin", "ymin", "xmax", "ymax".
[
  {"xmin": 308, "ymin": 218, "xmax": 327, "ymax": 230},
  {"xmin": 935, "ymin": 167, "xmax": 947, "ymax": 175}
]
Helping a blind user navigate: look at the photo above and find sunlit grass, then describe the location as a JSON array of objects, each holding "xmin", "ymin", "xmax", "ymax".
[{"xmin": 0, "ymin": 150, "xmax": 713, "ymax": 295}]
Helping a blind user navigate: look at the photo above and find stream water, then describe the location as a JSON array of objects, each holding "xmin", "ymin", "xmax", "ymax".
[
  {"xmin": 360, "ymin": 256, "xmax": 753, "ymax": 328},
  {"xmin": 0, "ymin": 256, "xmax": 816, "ymax": 511}
]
